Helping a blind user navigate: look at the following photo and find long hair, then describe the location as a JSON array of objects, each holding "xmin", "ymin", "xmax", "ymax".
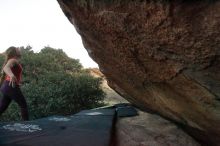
[{"xmin": 0, "ymin": 46, "xmax": 19, "ymax": 85}]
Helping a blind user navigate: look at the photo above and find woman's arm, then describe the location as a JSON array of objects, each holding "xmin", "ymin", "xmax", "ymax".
[{"xmin": 3, "ymin": 59, "xmax": 18, "ymax": 87}]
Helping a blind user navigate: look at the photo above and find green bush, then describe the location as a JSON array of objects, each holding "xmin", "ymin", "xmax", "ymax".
[
  {"xmin": 22, "ymin": 73, "xmax": 105, "ymax": 120},
  {"xmin": 0, "ymin": 46, "xmax": 105, "ymax": 121}
]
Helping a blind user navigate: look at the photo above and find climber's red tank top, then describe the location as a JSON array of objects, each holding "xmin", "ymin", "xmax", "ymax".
[{"xmin": 5, "ymin": 61, "xmax": 22, "ymax": 85}]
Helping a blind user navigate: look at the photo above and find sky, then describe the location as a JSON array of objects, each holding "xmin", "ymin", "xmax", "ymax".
[{"xmin": 0, "ymin": 0, "xmax": 98, "ymax": 68}]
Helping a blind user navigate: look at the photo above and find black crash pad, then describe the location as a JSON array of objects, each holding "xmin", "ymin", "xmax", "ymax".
[
  {"xmin": 114, "ymin": 103, "xmax": 138, "ymax": 117},
  {"xmin": 0, "ymin": 103, "xmax": 138, "ymax": 146},
  {"xmin": 0, "ymin": 109, "xmax": 115, "ymax": 146}
]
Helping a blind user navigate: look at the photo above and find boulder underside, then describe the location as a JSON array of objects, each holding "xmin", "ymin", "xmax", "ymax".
[{"xmin": 57, "ymin": 0, "xmax": 220, "ymax": 145}]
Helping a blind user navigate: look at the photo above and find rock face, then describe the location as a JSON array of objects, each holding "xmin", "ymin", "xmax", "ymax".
[{"xmin": 57, "ymin": 0, "xmax": 220, "ymax": 145}]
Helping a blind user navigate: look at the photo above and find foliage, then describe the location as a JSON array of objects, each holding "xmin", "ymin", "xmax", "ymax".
[{"xmin": 0, "ymin": 46, "xmax": 105, "ymax": 121}]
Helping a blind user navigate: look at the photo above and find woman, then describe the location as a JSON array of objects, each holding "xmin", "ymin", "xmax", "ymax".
[{"xmin": 0, "ymin": 46, "xmax": 29, "ymax": 121}]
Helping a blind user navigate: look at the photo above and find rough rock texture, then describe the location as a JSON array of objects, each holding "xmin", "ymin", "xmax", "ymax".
[
  {"xmin": 115, "ymin": 110, "xmax": 200, "ymax": 146},
  {"xmin": 57, "ymin": 0, "xmax": 220, "ymax": 145}
]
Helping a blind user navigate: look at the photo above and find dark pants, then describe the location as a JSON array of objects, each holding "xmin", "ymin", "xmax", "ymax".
[{"xmin": 0, "ymin": 81, "xmax": 29, "ymax": 121}]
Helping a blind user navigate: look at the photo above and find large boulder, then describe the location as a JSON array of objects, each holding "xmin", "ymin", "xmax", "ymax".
[{"xmin": 57, "ymin": 0, "xmax": 220, "ymax": 145}]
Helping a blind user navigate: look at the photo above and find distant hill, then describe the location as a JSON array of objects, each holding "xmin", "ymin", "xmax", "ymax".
[{"xmin": 86, "ymin": 68, "xmax": 128, "ymax": 105}]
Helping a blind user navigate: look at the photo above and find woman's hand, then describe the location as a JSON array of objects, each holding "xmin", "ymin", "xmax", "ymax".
[
  {"xmin": 9, "ymin": 75, "xmax": 17, "ymax": 88},
  {"xmin": 3, "ymin": 59, "xmax": 18, "ymax": 88}
]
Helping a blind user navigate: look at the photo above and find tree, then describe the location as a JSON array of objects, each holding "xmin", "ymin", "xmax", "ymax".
[{"xmin": 0, "ymin": 46, "xmax": 105, "ymax": 121}]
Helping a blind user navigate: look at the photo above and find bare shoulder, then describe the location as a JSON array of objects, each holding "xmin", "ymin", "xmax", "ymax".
[{"xmin": 7, "ymin": 58, "xmax": 19, "ymax": 66}]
